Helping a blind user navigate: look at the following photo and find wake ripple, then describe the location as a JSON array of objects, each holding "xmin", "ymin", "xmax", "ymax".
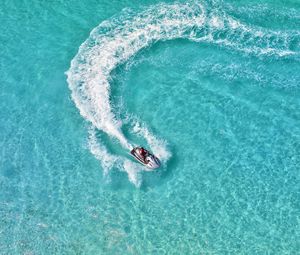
[{"xmin": 66, "ymin": 1, "xmax": 299, "ymax": 186}]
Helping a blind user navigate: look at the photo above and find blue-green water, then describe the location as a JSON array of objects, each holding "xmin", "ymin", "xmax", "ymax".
[{"xmin": 1, "ymin": 0, "xmax": 300, "ymax": 254}]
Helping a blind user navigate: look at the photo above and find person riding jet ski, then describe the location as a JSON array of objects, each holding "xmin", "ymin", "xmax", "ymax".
[
  {"xmin": 130, "ymin": 146, "xmax": 161, "ymax": 169},
  {"xmin": 139, "ymin": 147, "xmax": 149, "ymax": 162}
]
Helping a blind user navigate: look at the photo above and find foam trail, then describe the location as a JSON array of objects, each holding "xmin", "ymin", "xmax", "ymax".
[
  {"xmin": 67, "ymin": 1, "xmax": 299, "ymax": 185},
  {"xmin": 87, "ymin": 127, "xmax": 118, "ymax": 175},
  {"xmin": 132, "ymin": 121, "xmax": 171, "ymax": 163},
  {"xmin": 122, "ymin": 160, "xmax": 142, "ymax": 188},
  {"xmin": 66, "ymin": 2, "xmax": 206, "ymax": 147},
  {"xmin": 88, "ymin": 127, "xmax": 142, "ymax": 187}
]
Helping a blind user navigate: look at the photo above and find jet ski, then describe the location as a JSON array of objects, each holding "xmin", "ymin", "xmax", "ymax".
[{"xmin": 130, "ymin": 147, "xmax": 161, "ymax": 170}]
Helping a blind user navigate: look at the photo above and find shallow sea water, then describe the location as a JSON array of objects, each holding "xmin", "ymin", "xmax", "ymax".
[{"xmin": 0, "ymin": 0, "xmax": 299, "ymax": 254}]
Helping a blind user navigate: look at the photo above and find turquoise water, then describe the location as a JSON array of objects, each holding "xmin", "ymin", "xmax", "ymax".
[{"xmin": 1, "ymin": 0, "xmax": 300, "ymax": 254}]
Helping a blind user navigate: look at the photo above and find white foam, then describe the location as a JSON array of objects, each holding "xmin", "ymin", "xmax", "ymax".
[
  {"xmin": 87, "ymin": 127, "xmax": 118, "ymax": 176},
  {"xmin": 122, "ymin": 160, "xmax": 142, "ymax": 188},
  {"xmin": 210, "ymin": 15, "xmax": 224, "ymax": 29},
  {"xmin": 131, "ymin": 121, "xmax": 171, "ymax": 163},
  {"xmin": 88, "ymin": 127, "xmax": 142, "ymax": 187},
  {"xmin": 67, "ymin": 2, "xmax": 298, "ymax": 186}
]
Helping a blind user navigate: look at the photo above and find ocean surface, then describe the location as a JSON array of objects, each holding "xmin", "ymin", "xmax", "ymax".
[{"xmin": 1, "ymin": 0, "xmax": 300, "ymax": 254}]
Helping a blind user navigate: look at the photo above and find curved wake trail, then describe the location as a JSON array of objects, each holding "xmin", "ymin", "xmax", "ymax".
[{"xmin": 66, "ymin": 1, "xmax": 299, "ymax": 186}]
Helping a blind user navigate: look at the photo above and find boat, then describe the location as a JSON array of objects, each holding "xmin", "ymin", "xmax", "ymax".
[{"xmin": 130, "ymin": 147, "xmax": 161, "ymax": 170}]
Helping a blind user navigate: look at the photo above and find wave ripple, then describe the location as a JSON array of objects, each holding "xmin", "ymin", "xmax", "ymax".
[{"xmin": 66, "ymin": 1, "xmax": 298, "ymax": 186}]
